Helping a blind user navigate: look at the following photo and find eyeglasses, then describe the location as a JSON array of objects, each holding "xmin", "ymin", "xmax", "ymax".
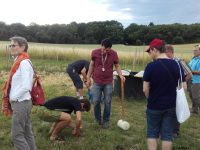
[{"xmin": 9, "ymin": 44, "xmax": 19, "ymax": 48}]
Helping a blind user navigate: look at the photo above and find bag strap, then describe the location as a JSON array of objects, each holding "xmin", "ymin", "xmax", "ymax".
[
  {"xmin": 176, "ymin": 61, "xmax": 183, "ymax": 87},
  {"xmin": 26, "ymin": 60, "xmax": 40, "ymax": 89},
  {"xmin": 158, "ymin": 59, "xmax": 182, "ymax": 88},
  {"xmin": 158, "ymin": 59, "xmax": 176, "ymax": 81},
  {"xmin": 26, "ymin": 59, "xmax": 38, "ymax": 79}
]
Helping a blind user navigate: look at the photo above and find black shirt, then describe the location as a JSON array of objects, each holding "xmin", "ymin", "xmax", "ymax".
[
  {"xmin": 69, "ymin": 60, "xmax": 90, "ymax": 74},
  {"xmin": 43, "ymin": 96, "xmax": 81, "ymax": 114}
]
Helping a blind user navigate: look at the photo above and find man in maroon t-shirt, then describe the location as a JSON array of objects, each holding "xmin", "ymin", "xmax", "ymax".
[{"xmin": 87, "ymin": 38, "xmax": 125, "ymax": 128}]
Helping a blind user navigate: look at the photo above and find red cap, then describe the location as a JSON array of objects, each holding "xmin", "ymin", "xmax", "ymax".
[{"xmin": 146, "ymin": 38, "xmax": 164, "ymax": 52}]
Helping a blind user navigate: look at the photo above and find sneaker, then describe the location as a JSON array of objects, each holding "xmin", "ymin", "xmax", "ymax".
[
  {"xmin": 102, "ymin": 122, "xmax": 109, "ymax": 129},
  {"xmin": 96, "ymin": 120, "xmax": 102, "ymax": 127}
]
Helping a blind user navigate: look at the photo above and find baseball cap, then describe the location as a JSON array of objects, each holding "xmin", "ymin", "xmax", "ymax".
[{"xmin": 146, "ymin": 38, "xmax": 164, "ymax": 52}]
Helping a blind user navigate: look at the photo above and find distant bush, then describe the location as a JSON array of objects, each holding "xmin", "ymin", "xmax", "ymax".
[
  {"xmin": 136, "ymin": 39, "xmax": 142, "ymax": 45},
  {"xmin": 173, "ymin": 36, "xmax": 184, "ymax": 44}
]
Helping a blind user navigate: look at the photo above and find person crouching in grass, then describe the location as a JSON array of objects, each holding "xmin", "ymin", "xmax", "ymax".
[{"xmin": 36, "ymin": 96, "xmax": 90, "ymax": 142}]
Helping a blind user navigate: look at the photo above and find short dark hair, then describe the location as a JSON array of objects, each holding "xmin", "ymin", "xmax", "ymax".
[
  {"xmin": 9, "ymin": 36, "xmax": 28, "ymax": 52},
  {"xmin": 101, "ymin": 38, "xmax": 112, "ymax": 48},
  {"xmin": 154, "ymin": 41, "xmax": 166, "ymax": 53},
  {"xmin": 80, "ymin": 99, "xmax": 91, "ymax": 112}
]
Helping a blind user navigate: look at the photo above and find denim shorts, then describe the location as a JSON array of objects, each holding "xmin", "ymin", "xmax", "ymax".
[{"xmin": 146, "ymin": 108, "xmax": 176, "ymax": 141}]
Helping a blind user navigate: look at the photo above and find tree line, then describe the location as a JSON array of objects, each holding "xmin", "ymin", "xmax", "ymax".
[{"xmin": 0, "ymin": 21, "xmax": 200, "ymax": 45}]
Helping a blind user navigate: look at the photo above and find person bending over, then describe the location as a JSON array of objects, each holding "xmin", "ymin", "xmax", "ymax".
[
  {"xmin": 36, "ymin": 96, "xmax": 90, "ymax": 142},
  {"xmin": 66, "ymin": 60, "xmax": 90, "ymax": 99}
]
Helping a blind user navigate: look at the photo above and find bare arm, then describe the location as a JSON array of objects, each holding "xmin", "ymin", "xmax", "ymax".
[
  {"xmin": 86, "ymin": 60, "xmax": 94, "ymax": 87},
  {"xmin": 114, "ymin": 63, "xmax": 125, "ymax": 82},
  {"xmin": 192, "ymin": 71, "xmax": 200, "ymax": 75},
  {"xmin": 182, "ymin": 82, "xmax": 187, "ymax": 91},
  {"xmin": 143, "ymin": 81, "xmax": 150, "ymax": 98},
  {"xmin": 72, "ymin": 111, "xmax": 82, "ymax": 136},
  {"xmin": 75, "ymin": 111, "xmax": 81, "ymax": 129},
  {"xmin": 81, "ymin": 67, "xmax": 87, "ymax": 82},
  {"xmin": 185, "ymin": 72, "xmax": 192, "ymax": 81}
]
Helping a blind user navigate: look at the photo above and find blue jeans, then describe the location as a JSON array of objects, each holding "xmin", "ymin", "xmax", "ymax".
[
  {"xmin": 146, "ymin": 108, "xmax": 176, "ymax": 141},
  {"xmin": 92, "ymin": 82, "xmax": 113, "ymax": 124}
]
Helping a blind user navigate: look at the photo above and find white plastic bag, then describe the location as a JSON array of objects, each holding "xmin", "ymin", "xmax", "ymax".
[
  {"xmin": 176, "ymin": 86, "xmax": 190, "ymax": 123},
  {"xmin": 176, "ymin": 62, "xmax": 190, "ymax": 123}
]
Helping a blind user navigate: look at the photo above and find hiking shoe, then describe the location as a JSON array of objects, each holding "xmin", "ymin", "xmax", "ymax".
[
  {"xmin": 102, "ymin": 122, "xmax": 109, "ymax": 129},
  {"xmin": 96, "ymin": 120, "xmax": 103, "ymax": 127}
]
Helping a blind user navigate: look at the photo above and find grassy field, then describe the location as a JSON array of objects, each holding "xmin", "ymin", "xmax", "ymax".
[
  {"xmin": 0, "ymin": 42, "xmax": 200, "ymax": 150},
  {"xmin": 0, "ymin": 41, "xmax": 197, "ymax": 71}
]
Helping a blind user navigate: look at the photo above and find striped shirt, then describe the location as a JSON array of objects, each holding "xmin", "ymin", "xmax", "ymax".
[{"xmin": 174, "ymin": 56, "xmax": 192, "ymax": 76}]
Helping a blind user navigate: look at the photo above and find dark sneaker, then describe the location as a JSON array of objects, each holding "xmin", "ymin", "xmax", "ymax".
[
  {"xmin": 102, "ymin": 122, "xmax": 109, "ymax": 129},
  {"xmin": 96, "ymin": 120, "xmax": 102, "ymax": 127}
]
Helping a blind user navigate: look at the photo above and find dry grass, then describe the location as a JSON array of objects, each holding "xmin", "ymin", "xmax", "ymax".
[{"xmin": 1, "ymin": 41, "xmax": 197, "ymax": 73}]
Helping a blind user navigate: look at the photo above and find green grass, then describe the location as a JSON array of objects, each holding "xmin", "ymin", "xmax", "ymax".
[
  {"xmin": 0, "ymin": 43, "xmax": 200, "ymax": 150},
  {"xmin": 1, "ymin": 78, "xmax": 199, "ymax": 150}
]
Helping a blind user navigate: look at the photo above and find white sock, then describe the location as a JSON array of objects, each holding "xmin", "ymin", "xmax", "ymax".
[
  {"xmin": 76, "ymin": 92, "xmax": 80, "ymax": 97},
  {"xmin": 79, "ymin": 96, "xmax": 84, "ymax": 99}
]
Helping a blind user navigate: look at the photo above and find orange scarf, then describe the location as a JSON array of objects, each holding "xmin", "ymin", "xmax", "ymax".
[{"xmin": 1, "ymin": 52, "xmax": 30, "ymax": 116}]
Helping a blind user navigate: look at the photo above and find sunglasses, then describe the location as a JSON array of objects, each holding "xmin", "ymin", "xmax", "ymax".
[{"xmin": 9, "ymin": 44, "xmax": 19, "ymax": 48}]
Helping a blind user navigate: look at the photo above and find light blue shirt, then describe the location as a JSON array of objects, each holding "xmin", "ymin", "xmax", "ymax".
[{"xmin": 188, "ymin": 56, "xmax": 200, "ymax": 83}]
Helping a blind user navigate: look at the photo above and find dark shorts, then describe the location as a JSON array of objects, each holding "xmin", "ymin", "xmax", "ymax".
[
  {"xmin": 146, "ymin": 108, "xmax": 176, "ymax": 141},
  {"xmin": 67, "ymin": 65, "xmax": 83, "ymax": 89}
]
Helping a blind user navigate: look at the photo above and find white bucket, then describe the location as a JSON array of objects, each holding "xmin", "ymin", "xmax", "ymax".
[{"xmin": 117, "ymin": 119, "xmax": 130, "ymax": 130}]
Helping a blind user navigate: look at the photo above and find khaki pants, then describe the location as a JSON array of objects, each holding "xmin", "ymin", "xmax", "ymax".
[
  {"xmin": 10, "ymin": 100, "xmax": 36, "ymax": 150},
  {"xmin": 188, "ymin": 82, "xmax": 200, "ymax": 112}
]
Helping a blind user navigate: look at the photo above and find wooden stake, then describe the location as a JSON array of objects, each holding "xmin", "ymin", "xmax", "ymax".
[{"xmin": 121, "ymin": 78, "xmax": 125, "ymax": 118}]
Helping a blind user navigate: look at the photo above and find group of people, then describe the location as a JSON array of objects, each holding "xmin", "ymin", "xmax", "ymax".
[
  {"xmin": 1, "ymin": 37, "xmax": 125, "ymax": 149},
  {"xmin": 1, "ymin": 36, "xmax": 199, "ymax": 150},
  {"xmin": 143, "ymin": 38, "xmax": 200, "ymax": 150}
]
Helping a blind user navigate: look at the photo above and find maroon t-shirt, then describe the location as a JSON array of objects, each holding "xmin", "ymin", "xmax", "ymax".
[{"xmin": 91, "ymin": 48, "xmax": 119, "ymax": 84}]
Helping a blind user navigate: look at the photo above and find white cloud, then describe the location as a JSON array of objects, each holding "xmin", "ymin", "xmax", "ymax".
[
  {"xmin": 120, "ymin": 8, "xmax": 131, "ymax": 11},
  {"xmin": 1, "ymin": 0, "xmax": 198, "ymax": 26},
  {"xmin": 0, "ymin": 0, "xmax": 134, "ymax": 25}
]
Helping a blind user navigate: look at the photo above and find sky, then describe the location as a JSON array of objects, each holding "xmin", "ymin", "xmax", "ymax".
[{"xmin": 0, "ymin": 0, "xmax": 199, "ymax": 27}]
